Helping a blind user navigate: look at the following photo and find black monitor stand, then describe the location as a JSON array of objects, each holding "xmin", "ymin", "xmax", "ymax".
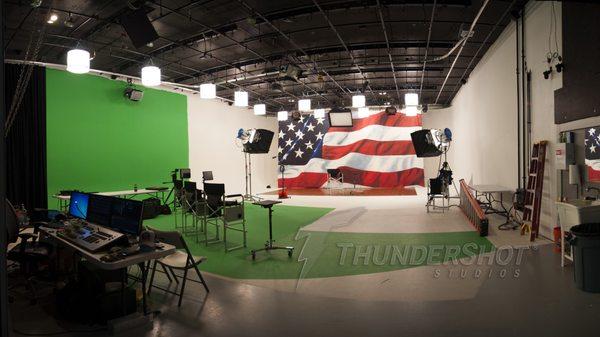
[{"xmin": 251, "ymin": 200, "xmax": 293, "ymax": 260}]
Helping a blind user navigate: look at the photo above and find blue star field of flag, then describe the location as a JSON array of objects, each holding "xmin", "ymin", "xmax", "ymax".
[
  {"xmin": 278, "ymin": 114, "xmax": 330, "ymax": 165},
  {"xmin": 585, "ymin": 127, "xmax": 600, "ymax": 160}
]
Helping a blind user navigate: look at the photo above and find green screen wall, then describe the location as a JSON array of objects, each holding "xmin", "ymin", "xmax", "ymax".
[{"xmin": 46, "ymin": 69, "xmax": 188, "ymax": 206}]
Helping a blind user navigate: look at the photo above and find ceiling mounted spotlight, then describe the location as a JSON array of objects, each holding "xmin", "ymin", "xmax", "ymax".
[
  {"xmin": 298, "ymin": 98, "xmax": 311, "ymax": 112},
  {"xmin": 200, "ymin": 83, "xmax": 216, "ymax": 99},
  {"xmin": 405, "ymin": 93, "xmax": 419, "ymax": 106},
  {"xmin": 66, "ymin": 48, "xmax": 90, "ymax": 74},
  {"xmin": 278, "ymin": 110, "xmax": 288, "ymax": 121},
  {"xmin": 543, "ymin": 67, "xmax": 553, "ymax": 80},
  {"xmin": 352, "ymin": 94, "xmax": 366, "ymax": 108},
  {"xmin": 63, "ymin": 13, "xmax": 75, "ymax": 28},
  {"xmin": 141, "ymin": 65, "xmax": 161, "ymax": 86},
  {"xmin": 235, "ymin": 91, "xmax": 248, "ymax": 107},
  {"xmin": 314, "ymin": 108, "xmax": 326, "ymax": 118},
  {"xmin": 47, "ymin": 13, "xmax": 58, "ymax": 24},
  {"xmin": 254, "ymin": 103, "xmax": 266, "ymax": 115}
]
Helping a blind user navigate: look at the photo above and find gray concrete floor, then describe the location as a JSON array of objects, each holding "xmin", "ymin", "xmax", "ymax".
[{"xmin": 8, "ymin": 244, "xmax": 600, "ymax": 337}]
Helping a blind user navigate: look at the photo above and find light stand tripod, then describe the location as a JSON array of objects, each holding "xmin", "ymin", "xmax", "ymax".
[
  {"xmin": 243, "ymin": 151, "xmax": 263, "ymax": 202},
  {"xmin": 278, "ymin": 164, "xmax": 289, "ymax": 199},
  {"xmin": 426, "ymin": 150, "xmax": 459, "ymax": 213}
]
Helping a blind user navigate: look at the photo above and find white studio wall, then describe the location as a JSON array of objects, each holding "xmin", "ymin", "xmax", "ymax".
[
  {"xmin": 422, "ymin": 1, "xmax": 562, "ymax": 238},
  {"xmin": 423, "ymin": 17, "xmax": 518, "ymax": 190},
  {"xmin": 187, "ymin": 95, "xmax": 278, "ymax": 194}
]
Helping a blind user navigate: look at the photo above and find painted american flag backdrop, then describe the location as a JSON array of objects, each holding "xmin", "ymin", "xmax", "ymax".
[
  {"xmin": 585, "ymin": 126, "xmax": 600, "ymax": 182},
  {"xmin": 277, "ymin": 110, "xmax": 424, "ymax": 188}
]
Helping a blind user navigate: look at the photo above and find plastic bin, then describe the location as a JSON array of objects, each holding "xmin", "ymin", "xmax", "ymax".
[{"xmin": 570, "ymin": 223, "xmax": 600, "ymax": 293}]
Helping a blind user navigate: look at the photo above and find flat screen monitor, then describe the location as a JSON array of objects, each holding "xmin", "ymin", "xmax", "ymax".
[
  {"xmin": 179, "ymin": 168, "xmax": 191, "ymax": 179},
  {"xmin": 69, "ymin": 192, "xmax": 89, "ymax": 219},
  {"xmin": 328, "ymin": 110, "xmax": 353, "ymax": 127},
  {"xmin": 110, "ymin": 198, "xmax": 144, "ymax": 235},
  {"xmin": 86, "ymin": 194, "xmax": 113, "ymax": 227}
]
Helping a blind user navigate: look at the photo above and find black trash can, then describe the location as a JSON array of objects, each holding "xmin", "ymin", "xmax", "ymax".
[{"xmin": 570, "ymin": 223, "xmax": 600, "ymax": 293}]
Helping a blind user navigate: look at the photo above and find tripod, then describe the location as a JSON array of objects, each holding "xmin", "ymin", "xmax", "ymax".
[
  {"xmin": 243, "ymin": 151, "xmax": 262, "ymax": 202},
  {"xmin": 278, "ymin": 164, "xmax": 289, "ymax": 199}
]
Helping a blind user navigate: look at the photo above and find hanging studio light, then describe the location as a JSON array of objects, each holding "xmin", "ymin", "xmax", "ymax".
[
  {"xmin": 66, "ymin": 49, "xmax": 90, "ymax": 74},
  {"xmin": 404, "ymin": 105, "xmax": 418, "ymax": 117},
  {"xmin": 200, "ymin": 83, "xmax": 216, "ymax": 99},
  {"xmin": 278, "ymin": 110, "xmax": 288, "ymax": 121},
  {"xmin": 254, "ymin": 104, "xmax": 266, "ymax": 115},
  {"xmin": 298, "ymin": 98, "xmax": 311, "ymax": 112},
  {"xmin": 357, "ymin": 107, "xmax": 370, "ymax": 118},
  {"xmin": 352, "ymin": 94, "xmax": 366, "ymax": 108},
  {"xmin": 405, "ymin": 93, "xmax": 419, "ymax": 106},
  {"xmin": 235, "ymin": 91, "xmax": 249, "ymax": 107},
  {"xmin": 141, "ymin": 65, "xmax": 161, "ymax": 86},
  {"xmin": 314, "ymin": 108, "xmax": 326, "ymax": 118}
]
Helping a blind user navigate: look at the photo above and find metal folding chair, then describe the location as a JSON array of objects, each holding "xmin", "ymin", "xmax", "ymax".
[{"xmin": 146, "ymin": 227, "xmax": 209, "ymax": 307}]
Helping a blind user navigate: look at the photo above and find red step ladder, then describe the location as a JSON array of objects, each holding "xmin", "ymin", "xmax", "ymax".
[{"xmin": 521, "ymin": 141, "xmax": 548, "ymax": 241}]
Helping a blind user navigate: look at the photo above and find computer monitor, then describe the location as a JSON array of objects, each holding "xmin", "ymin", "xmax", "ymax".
[
  {"xmin": 109, "ymin": 198, "xmax": 144, "ymax": 235},
  {"xmin": 69, "ymin": 192, "xmax": 89, "ymax": 219},
  {"xmin": 86, "ymin": 194, "xmax": 113, "ymax": 227}
]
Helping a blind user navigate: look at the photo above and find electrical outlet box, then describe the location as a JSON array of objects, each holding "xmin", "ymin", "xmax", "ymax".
[{"xmin": 556, "ymin": 143, "xmax": 575, "ymax": 170}]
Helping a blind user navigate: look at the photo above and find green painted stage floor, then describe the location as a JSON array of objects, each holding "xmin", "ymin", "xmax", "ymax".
[{"xmin": 145, "ymin": 204, "xmax": 494, "ymax": 280}]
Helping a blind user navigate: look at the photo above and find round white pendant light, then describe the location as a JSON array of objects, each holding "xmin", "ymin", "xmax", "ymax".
[
  {"xmin": 314, "ymin": 108, "xmax": 326, "ymax": 118},
  {"xmin": 298, "ymin": 98, "xmax": 311, "ymax": 112},
  {"xmin": 357, "ymin": 107, "xmax": 370, "ymax": 118},
  {"xmin": 352, "ymin": 94, "xmax": 366, "ymax": 108},
  {"xmin": 254, "ymin": 104, "xmax": 266, "ymax": 115},
  {"xmin": 200, "ymin": 83, "xmax": 216, "ymax": 99},
  {"xmin": 141, "ymin": 66, "xmax": 161, "ymax": 87},
  {"xmin": 235, "ymin": 91, "xmax": 249, "ymax": 107},
  {"xmin": 405, "ymin": 93, "xmax": 419, "ymax": 106},
  {"xmin": 404, "ymin": 105, "xmax": 418, "ymax": 117},
  {"xmin": 66, "ymin": 49, "xmax": 90, "ymax": 74},
  {"xmin": 278, "ymin": 110, "xmax": 288, "ymax": 121}
]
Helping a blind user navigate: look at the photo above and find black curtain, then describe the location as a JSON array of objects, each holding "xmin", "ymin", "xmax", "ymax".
[{"xmin": 4, "ymin": 64, "xmax": 47, "ymax": 210}]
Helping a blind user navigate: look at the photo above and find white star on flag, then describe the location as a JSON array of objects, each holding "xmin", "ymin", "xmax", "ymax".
[
  {"xmin": 591, "ymin": 145, "xmax": 597, "ymax": 153},
  {"xmin": 294, "ymin": 148, "xmax": 304, "ymax": 158},
  {"xmin": 306, "ymin": 123, "xmax": 315, "ymax": 132},
  {"xmin": 589, "ymin": 128, "xmax": 596, "ymax": 136},
  {"xmin": 315, "ymin": 131, "xmax": 324, "ymax": 140},
  {"xmin": 278, "ymin": 130, "xmax": 285, "ymax": 139},
  {"xmin": 285, "ymin": 138, "xmax": 293, "ymax": 147},
  {"xmin": 287, "ymin": 122, "xmax": 295, "ymax": 132},
  {"xmin": 305, "ymin": 140, "xmax": 314, "ymax": 150},
  {"xmin": 277, "ymin": 146, "xmax": 283, "ymax": 154},
  {"xmin": 296, "ymin": 130, "xmax": 305, "ymax": 140},
  {"xmin": 316, "ymin": 117, "xmax": 325, "ymax": 125}
]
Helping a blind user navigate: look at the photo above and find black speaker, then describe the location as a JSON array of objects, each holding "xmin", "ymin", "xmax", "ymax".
[
  {"xmin": 243, "ymin": 129, "xmax": 274, "ymax": 154},
  {"xmin": 410, "ymin": 129, "xmax": 442, "ymax": 158},
  {"xmin": 120, "ymin": 8, "xmax": 159, "ymax": 48}
]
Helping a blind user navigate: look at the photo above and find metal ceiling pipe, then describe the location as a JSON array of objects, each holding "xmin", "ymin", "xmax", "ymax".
[
  {"xmin": 434, "ymin": 0, "xmax": 490, "ymax": 104},
  {"xmin": 312, "ymin": 0, "xmax": 375, "ymax": 97},
  {"xmin": 419, "ymin": 0, "xmax": 437, "ymax": 97},
  {"xmin": 376, "ymin": 0, "xmax": 402, "ymax": 106},
  {"xmin": 444, "ymin": 0, "xmax": 517, "ymax": 105},
  {"xmin": 215, "ymin": 71, "xmax": 280, "ymax": 85},
  {"xmin": 237, "ymin": 0, "xmax": 350, "ymax": 98}
]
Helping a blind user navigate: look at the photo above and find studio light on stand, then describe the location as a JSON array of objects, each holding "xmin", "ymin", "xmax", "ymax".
[
  {"xmin": 67, "ymin": 48, "xmax": 90, "ymax": 74},
  {"xmin": 410, "ymin": 128, "xmax": 455, "ymax": 212},
  {"xmin": 236, "ymin": 128, "xmax": 275, "ymax": 201}
]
